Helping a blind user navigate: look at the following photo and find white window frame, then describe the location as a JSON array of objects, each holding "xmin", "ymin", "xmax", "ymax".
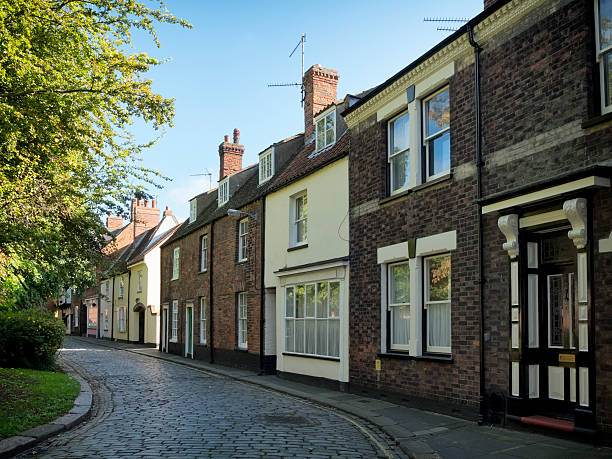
[
  {"xmin": 259, "ymin": 147, "xmax": 274, "ymax": 184},
  {"xmin": 218, "ymin": 177, "xmax": 229, "ymax": 207},
  {"xmin": 104, "ymin": 308, "xmax": 109, "ymax": 331},
  {"xmin": 237, "ymin": 293, "xmax": 247, "ymax": 349},
  {"xmin": 189, "ymin": 199, "xmax": 197, "ymax": 223},
  {"xmin": 74, "ymin": 305, "xmax": 79, "ymax": 327},
  {"xmin": 170, "ymin": 300, "xmax": 178, "ymax": 342},
  {"xmin": 422, "ymin": 86, "xmax": 451, "ymax": 181},
  {"xmin": 238, "ymin": 218, "xmax": 248, "ymax": 262},
  {"xmin": 200, "ymin": 235, "xmax": 208, "ymax": 272},
  {"xmin": 315, "ymin": 107, "xmax": 336, "ymax": 151},
  {"xmin": 172, "ymin": 247, "xmax": 180, "ymax": 280},
  {"xmin": 388, "ymin": 261, "xmax": 411, "ymax": 351},
  {"xmin": 291, "ymin": 192, "xmax": 308, "ymax": 247},
  {"xmin": 283, "ymin": 281, "xmax": 341, "ymax": 359},
  {"xmin": 200, "ymin": 297, "xmax": 207, "ymax": 344},
  {"xmin": 118, "ymin": 277, "xmax": 124, "ymax": 298},
  {"xmin": 118, "ymin": 307, "xmax": 126, "ymax": 333},
  {"xmin": 388, "ymin": 111, "xmax": 411, "ymax": 194},
  {"xmin": 596, "ymin": 0, "xmax": 612, "ymax": 114},
  {"xmin": 424, "ymin": 253, "xmax": 451, "ymax": 354},
  {"xmin": 137, "ymin": 271, "xmax": 143, "ymax": 292}
]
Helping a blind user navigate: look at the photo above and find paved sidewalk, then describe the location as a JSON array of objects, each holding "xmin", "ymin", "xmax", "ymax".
[{"xmin": 71, "ymin": 337, "xmax": 612, "ymax": 458}]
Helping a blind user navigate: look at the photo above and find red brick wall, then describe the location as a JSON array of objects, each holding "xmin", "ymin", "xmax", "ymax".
[
  {"xmin": 219, "ymin": 132, "xmax": 245, "ymax": 179},
  {"xmin": 303, "ymin": 65, "xmax": 338, "ymax": 142}
]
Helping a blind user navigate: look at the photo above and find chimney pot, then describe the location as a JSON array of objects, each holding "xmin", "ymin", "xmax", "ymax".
[
  {"xmin": 144, "ymin": 199, "xmax": 148, "ymax": 207},
  {"xmin": 224, "ymin": 135, "xmax": 230, "ymax": 142},
  {"xmin": 152, "ymin": 200, "xmax": 157, "ymax": 208},
  {"xmin": 233, "ymin": 128, "xmax": 240, "ymax": 144}
]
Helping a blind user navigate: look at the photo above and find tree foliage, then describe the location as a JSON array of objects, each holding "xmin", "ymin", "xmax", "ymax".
[{"xmin": 0, "ymin": 0, "xmax": 190, "ymax": 310}]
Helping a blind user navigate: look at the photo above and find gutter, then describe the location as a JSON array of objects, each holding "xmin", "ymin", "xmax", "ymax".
[{"xmin": 467, "ymin": 24, "xmax": 487, "ymax": 425}]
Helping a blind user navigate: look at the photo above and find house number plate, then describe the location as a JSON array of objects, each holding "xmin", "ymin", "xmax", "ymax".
[{"xmin": 558, "ymin": 354, "xmax": 575, "ymax": 364}]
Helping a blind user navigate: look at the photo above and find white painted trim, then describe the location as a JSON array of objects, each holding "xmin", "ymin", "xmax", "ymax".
[
  {"xmin": 416, "ymin": 230, "xmax": 456, "ymax": 256},
  {"xmin": 512, "ymin": 362, "xmax": 520, "ymax": 397},
  {"xmin": 548, "ymin": 366, "xmax": 565, "ymax": 400},
  {"xmin": 579, "ymin": 367, "xmax": 589, "ymax": 406},
  {"xmin": 482, "ymin": 176, "xmax": 610, "ymax": 214},
  {"xmin": 275, "ymin": 260, "xmax": 348, "ymax": 278},
  {"xmin": 519, "ymin": 210, "xmax": 566, "ymax": 228},
  {"xmin": 377, "ymin": 242, "xmax": 409, "ymax": 264},
  {"xmin": 529, "ymin": 365, "xmax": 539, "ymax": 399},
  {"xmin": 599, "ymin": 231, "xmax": 612, "ymax": 253},
  {"xmin": 185, "ymin": 303, "xmax": 194, "ymax": 358},
  {"xmin": 377, "ymin": 92, "xmax": 408, "ymax": 122}
]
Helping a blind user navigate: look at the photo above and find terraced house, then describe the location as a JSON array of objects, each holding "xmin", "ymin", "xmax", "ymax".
[
  {"xmin": 159, "ymin": 129, "xmax": 302, "ymax": 372},
  {"xmin": 343, "ymin": 0, "xmax": 612, "ymax": 436}
]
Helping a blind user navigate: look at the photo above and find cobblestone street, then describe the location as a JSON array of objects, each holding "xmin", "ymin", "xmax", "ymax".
[{"xmin": 25, "ymin": 338, "xmax": 403, "ymax": 458}]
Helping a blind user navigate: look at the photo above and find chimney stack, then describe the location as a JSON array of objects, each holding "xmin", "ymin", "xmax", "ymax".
[
  {"xmin": 219, "ymin": 128, "xmax": 245, "ymax": 179},
  {"xmin": 106, "ymin": 214, "xmax": 123, "ymax": 231},
  {"xmin": 163, "ymin": 205, "xmax": 173, "ymax": 217},
  {"xmin": 131, "ymin": 197, "xmax": 160, "ymax": 238},
  {"xmin": 303, "ymin": 65, "xmax": 339, "ymax": 144}
]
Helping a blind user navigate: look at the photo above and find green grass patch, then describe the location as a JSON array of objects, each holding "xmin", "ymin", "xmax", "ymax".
[{"xmin": 0, "ymin": 368, "xmax": 80, "ymax": 440}]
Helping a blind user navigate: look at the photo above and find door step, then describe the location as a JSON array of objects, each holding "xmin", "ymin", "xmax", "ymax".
[{"xmin": 506, "ymin": 414, "xmax": 597, "ymax": 435}]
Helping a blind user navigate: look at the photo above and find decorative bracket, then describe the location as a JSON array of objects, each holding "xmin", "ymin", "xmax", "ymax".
[
  {"xmin": 563, "ymin": 198, "xmax": 588, "ymax": 249},
  {"xmin": 498, "ymin": 214, "xmax": 519, "ymax": 259}
]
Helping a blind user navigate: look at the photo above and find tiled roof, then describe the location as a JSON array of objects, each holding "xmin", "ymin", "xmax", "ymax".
[{"xmin": 268, "ymin": 129, "xmax": 349, "ymax": 192}]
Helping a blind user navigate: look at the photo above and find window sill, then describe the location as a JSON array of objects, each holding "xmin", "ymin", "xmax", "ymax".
[
  {"xmin": 198, "ymin": 269, "xmax": 207, "ymax": 274},
  {"xmin": 236, "ymin": 259, "xmax": 248, "ymax": 264},
  {"xmin": 169, "ymin": 339, "xmax": 178, "ymax": 343},
  {"xmin": 379, "ymin": 174, "xmax": 452, "ymax": 207},
  {"xmin": 414, "ymin": 173, "xmax": 452, "ymax": 191},
  {"xmin": 378, "ymin": 352, "xmax": 453, "ymax": 363},
  {"xmin": 170, "ymin": 277, "xmax": 179, "ymax": 281},
  {"xmin": 288, "ymin": 243, "xmax": 308, "ymax": 252},
  {"xmin": 581, "ymin": 111, "xmax": 612, "ymax": 129},
  {"xmin": 282, "ymin": 352, "xmax": 340, "ymax": 362},
  {"xmin": 236, "ymin": 347, "xmax": 248, "ymax": 352}
]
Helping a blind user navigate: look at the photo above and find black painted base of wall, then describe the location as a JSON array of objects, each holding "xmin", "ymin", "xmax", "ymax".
[
  {"xmin": 277, "ymin": 371, "xmax": 348, "ymax": 392},
  {"xmin": 213, "ymin": 348, "xmax": 259, "ymax": 372}
]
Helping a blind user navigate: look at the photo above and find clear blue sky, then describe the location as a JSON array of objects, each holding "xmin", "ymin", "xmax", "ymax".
[{"xmin": 131, "ymin": 0, "xmax": 484, "ymax": 220}]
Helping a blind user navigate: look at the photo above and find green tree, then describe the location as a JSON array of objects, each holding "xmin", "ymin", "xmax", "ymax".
[{"xmin": 0, "ymin": 0, "xmax": 190, "ymax": 310}]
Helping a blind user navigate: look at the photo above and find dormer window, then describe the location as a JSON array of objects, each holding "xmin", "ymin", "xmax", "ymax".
[
  {"xmin": 218, "ymin": 177, "xmax": 229, "ymax": 207},
  {"xmin": 315, "ymin": 108, "xmax": 335, "ymax": 151},
  {"xmin": 189, "ymin": 199, "xmax": 197, "ymax": 223},
  {"xmin": 259, "ymin": 147, "xmax": 274, "ymax": 184}
]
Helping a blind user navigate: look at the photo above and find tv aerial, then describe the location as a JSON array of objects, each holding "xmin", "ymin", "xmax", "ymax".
[
  {"xmin": 268, "ymin": 33, "xmax": 306, "ymax": 106},
  {"xmin": 189, "ymin": 168, "xmax": 213, "ymax": 190},
  {"xmin": 424, "ymin": 17, "xmax": 469, "ymax": 32}
]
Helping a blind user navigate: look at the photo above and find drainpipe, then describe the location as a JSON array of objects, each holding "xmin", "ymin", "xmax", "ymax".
[
  {"xmin": 209, "ymin": 223, "xmax": 215, "ymax": 364},
  {"xmin": 110, "ymin": 278, "xmax": 115, "ymax": 340},
  {"xmin": 259, "ymin": 197, "xmax": 266, "ymax": 374},
  {"xmin": 468, "ymin": 24, "xmax": 487, "ymax": 425}
]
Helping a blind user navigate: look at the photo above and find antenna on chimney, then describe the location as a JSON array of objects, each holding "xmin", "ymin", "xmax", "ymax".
[
  {"xmin": 190, "ymin": 168, "xmax": 213, "ymax": 190},
  {"xmin": 423, "ymin": 17, "xmax": 469, "ymax": 32},
  {"xmin": 268, "ymin": 33, "xmax": 306, "ymax": 106}
]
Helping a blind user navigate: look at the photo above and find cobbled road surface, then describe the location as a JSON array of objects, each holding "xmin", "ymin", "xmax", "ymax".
[{"xmin": 27, "ymin": 338, "xmax": 403, "ymax": 458}]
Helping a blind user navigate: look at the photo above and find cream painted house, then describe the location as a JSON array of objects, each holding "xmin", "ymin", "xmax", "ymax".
[{"xmin": 264, "ymin": 71, "xmax": 351, "ymax": 387}]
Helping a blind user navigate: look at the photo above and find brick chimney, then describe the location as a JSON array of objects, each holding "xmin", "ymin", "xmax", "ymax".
[
  {"xmin": 219, "ymin": 128, "xmax": 245, "ymax": 179},
  {"xmin": 131, "ymin": 197, "xmax": 160, "ymax": 238},
  {"xmin": 106, "ymin": 214, "xmax": 123, "ymax": 231},
  {"xmin": 163, "ymin": 206, "xmax": 173, "ymax": 217},
  {"xmin": 303, "ymin": 65, "xmax": 339, "ymax": 143}
]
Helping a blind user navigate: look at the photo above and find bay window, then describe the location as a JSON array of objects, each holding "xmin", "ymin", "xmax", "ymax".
[{"xmin": 284, "ymin": 281, "xmax": 340, "ymax": 358}]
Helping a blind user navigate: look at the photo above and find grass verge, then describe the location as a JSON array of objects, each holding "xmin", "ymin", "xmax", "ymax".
[{"xmin": 0, "ymin": 367, "xmax": 80, "ymax": 440}]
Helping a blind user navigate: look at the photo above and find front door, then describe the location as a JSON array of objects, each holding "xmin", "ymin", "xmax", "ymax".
[
  {"xmin": 161, "ymin": 307, "xmax": 168, "ymax": 352},
  {"xmin": 527, "ymin": 230, "xmax": 580, "ymax": 417},
  {"xmin": 138, "ymin": 312, "xmax": 145, "ymax": 344},
  {"xmin": 185, "ymin": 305, "xmax": 193, "ymax": 358}
]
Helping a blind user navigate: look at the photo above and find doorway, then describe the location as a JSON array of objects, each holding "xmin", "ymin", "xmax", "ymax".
[
  {"xmin": 138, "ymin": 311, "xmax": 145, "ymax": 344},
  {"xmin": 161, "ymin": 307, "xmax": 168, "ymax": 352},
  {"xmin": 185, "ymin": 304, "xmax": 193, "ymax": 358}
]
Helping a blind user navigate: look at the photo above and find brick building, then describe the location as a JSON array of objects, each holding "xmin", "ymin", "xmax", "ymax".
[
  {"xmin": 159, "ymin": 130, "xmax": 302, "ymax": 372},
  {"xmin": 343, "ymin": 0, "xmax": 612, "ymax": 435}
]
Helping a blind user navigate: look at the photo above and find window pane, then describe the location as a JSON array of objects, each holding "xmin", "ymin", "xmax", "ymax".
[
  {"xmin": 305, "ymin": 284, "xmax": 315, "ymax": 317},
  {"xmin": 316, "ymin": 320, "xmax": 328, "ymax": 355},
  {"xmin": 325, "ymin": 113, "xmax": 335, "ymax": 145},
  {"xmin": 428, "ymin": 302, "xmax": 451, "ymax": 349},
  {"xmin": 316, "ymin": 119, "xmax": 325, "ymax": 149},
  {"xmin": 316, "ymin": 282, "xmax": 328, "ymax": 318},
  {"xmin": 428, "ymin": 255, "xmax": 451, "ymax": 301},
  {"xmin": 600, "ymin": 0, "xmax": 612, "ymax": 49},
  {"xmin": 329, "ymin": 282, "xmax": 340, "ymax": 318},
  {"xmin": 391, "ymin": 305, "xmax": 410, "ymax": 346},
  {"xmin": 605, "ymin": 51, "xmax": 612, "ymax": 107},
  {"xmin": 426, "ymin": 89, "xmax": 450, "ymax": 137},
  {"xmin": 285, "ymin": 287, "xmax": 294, "ymax": 317},
  {"xmin": 285, "ymin": 319, "xmax": 294, "ymax": 352},
  {"xmin": 295, "ymin": 285, "xmax": 305, "ymax": 318},
  {"xmin": 295, "ymin": 319, "xmax": 305, "ymax": 353},
  {"xmin": 391, "ymin": 112, "xmax": 409, "ymax": 154},
  {"xmin": 305, "ymin": 319, "xmax": 316, "ymax": 354},
  {"xmin": 296, "ymin": 219, "xmax": 307, "ymax": 242},
  {"xmin": 429, "ymin": 130, "xmax": 450, "ymax": 176},
  {"xmin": 391, "ymin": 151, "xmax": 409, "ymax": 192},
  {"xmin": 329, "ymin": 319, "xmax": 340, "ymax": 357},
  {"xmin": 390, "ymin": 263, "xmax": 410, "ymax": 304}
]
